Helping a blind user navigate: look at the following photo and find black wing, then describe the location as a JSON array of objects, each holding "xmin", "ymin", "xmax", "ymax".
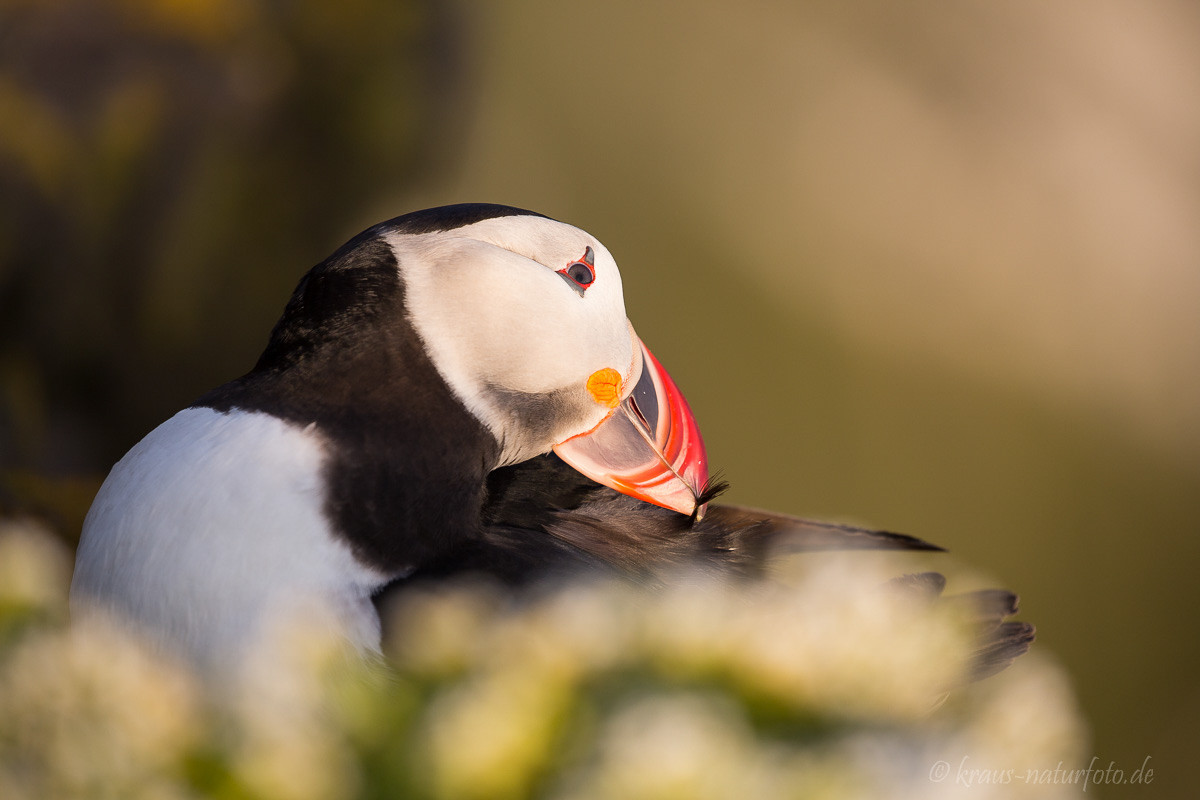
[
  {"xmin": 378, "ymin": 453, "xmax": 1034, "ymax": 681},
  {"xmin": 394, "ymin": 453, "xmax": 941, "ymax": 584}
]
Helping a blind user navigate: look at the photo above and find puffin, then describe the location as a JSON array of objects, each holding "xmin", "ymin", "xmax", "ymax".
[{"xmin": 71, "ymin": 203, "xmax": 1033, "ymax": 679}]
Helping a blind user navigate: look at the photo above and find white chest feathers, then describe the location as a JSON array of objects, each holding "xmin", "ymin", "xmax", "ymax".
[{"xmin": 70, "ymin": 407, "xmax": 390, "ymax": 676}]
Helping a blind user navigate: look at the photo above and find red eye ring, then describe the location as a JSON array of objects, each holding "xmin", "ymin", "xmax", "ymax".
[{"xmin": 557, "ymin": 246, "xmax": 596, "ymax": 292}]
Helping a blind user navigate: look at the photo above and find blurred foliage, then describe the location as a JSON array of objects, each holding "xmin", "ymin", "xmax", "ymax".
[
  {"xmin": 0, "ymin": 521, "xmax": 1087, "ymax": 800},
  {"xmin": 0, "ymin": 0, "xmax": 466, "ymax": 477}
]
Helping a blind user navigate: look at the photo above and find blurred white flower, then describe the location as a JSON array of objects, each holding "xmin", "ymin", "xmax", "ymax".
[
  {"xmin": 0, "ymin": 616, "xmax": 200, "ymax": 800},
  {"xmin": 420, "ymin": 662, "xmax": 571, "ymax": 800},
  {"xmin": 558, "ymin": 692, "xmax": 767, "ymax": 800},
  {"xmin": 228, "ymin": 599, "xmax": 367, "ymax": 800},
  {"xmin": 0, "ymin": 518, "xmax": 71, "ymax": 618}
]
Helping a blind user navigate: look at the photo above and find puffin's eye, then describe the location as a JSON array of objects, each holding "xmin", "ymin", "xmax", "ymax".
[
  {"xmin": 557, "ymin": 247, "xmax": 596, "ymax": 293},
  {"xmin": 565, "ymin": 262, "xmax": 594, "ymax": 286}
]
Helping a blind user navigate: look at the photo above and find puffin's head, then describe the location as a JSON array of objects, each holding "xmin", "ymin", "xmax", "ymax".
[{"xmin": 383, "ymin": 204, "xmax": 708, "ymax": 518}]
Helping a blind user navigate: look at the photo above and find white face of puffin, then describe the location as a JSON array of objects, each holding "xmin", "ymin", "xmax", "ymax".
[{"xmin": 384, "ymin": 215, "xmax": 709, "ymax": 518}]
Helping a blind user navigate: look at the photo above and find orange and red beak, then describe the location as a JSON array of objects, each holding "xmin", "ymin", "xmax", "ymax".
[{"xmin": 553, "ymin": 339, "xmax": 709, "ymax": 519}]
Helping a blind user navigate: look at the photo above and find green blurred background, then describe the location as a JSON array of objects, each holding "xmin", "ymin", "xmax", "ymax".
[{"xmin": 2, "ymin": 1, "xmax": 1196, "ymax": 796}]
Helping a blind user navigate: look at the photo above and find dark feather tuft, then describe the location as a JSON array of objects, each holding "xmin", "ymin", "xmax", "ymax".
[{"xmin": 696, "ymin": 474, "xmax": 730, "ymax": 507}]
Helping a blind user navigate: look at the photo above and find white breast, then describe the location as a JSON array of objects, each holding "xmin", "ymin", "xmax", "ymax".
[{"xmin": 71, "ymin": 407, "xmax": 389, "ymax": 676}]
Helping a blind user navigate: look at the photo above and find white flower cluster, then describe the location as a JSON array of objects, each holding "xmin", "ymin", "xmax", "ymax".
[{"xmin": 0, "ymin": 521, "xmax": 1086, "ymax": 800}]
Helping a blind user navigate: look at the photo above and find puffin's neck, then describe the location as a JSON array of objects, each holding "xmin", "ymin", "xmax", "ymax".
[{"xmin": 195, "ymin": 236, "xmax": 501, "ymax": 576}]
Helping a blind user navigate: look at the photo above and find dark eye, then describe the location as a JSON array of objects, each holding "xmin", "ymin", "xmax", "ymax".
[
  {"xmin": 557, "ymin": 249, "xmax": 596, "ymax": 293},
  {"xmin": 565, "ymin": 261, "xmax": 594, "ymax": 286}
]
